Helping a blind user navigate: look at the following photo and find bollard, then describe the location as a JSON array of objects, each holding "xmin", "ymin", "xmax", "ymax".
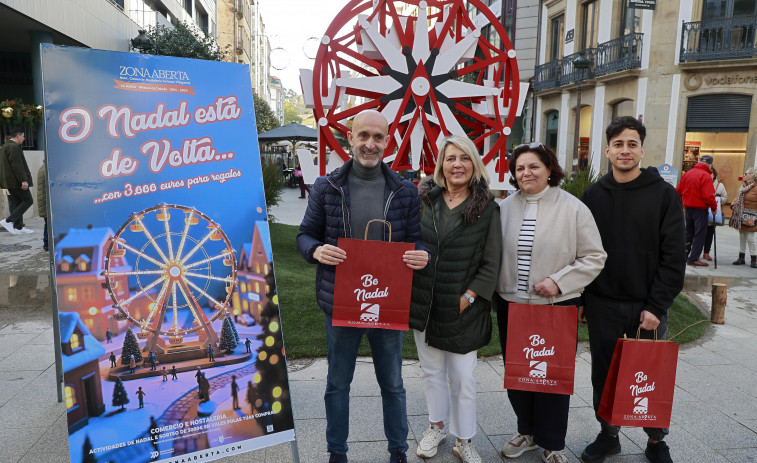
[{"xmin": 711, "ymin": 283, "xmax": 726, "ymax": 324}]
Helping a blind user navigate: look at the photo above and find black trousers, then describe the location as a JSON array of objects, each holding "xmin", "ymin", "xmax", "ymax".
[
  {"xmin": 703, "ymin": 224, "xmax": 715, "ymax": 254},
  {"xmin": 584, "ymin": 291, "xmax": 668, "ymax": 441},
  {"xmin": 6, "ymin": 188, "xmax": 32, "ymax": 229},
  {"xmin": 685, "ymin": 208, "xmax": 709, "ymax": 263},
  {"xmin": 495, "ymin": 293, "xmax": 578, "ymax": 451}
]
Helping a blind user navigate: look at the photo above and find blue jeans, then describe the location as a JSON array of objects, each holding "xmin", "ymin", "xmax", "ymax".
[{"xmin": 324, "ymin": 314, "xmax": 408, "ymax": 455}]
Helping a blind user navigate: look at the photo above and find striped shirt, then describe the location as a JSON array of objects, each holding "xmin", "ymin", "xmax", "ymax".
[
  {"xmin": 516, "ymin": 187, "xmax": 549, "ymax": 299},
  {"xmin": 516, "ymin": 207, "xmax": 537, "ymax": 297}
]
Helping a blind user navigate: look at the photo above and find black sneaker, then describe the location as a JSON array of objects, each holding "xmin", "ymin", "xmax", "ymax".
[
  {"xmin": 389, "ymin": 451, "xmax": 407, "ymax": 463},
  {"xmin": 581, "ymin": 433, "xmax": 621, "ymax": 462},
  {"xmin": 645, "ymin": 440, "xmax": 672, "ymax": 463},
  {"xmin": 328, "ymin": 452, "xmax": 347, "ymax": 463}
]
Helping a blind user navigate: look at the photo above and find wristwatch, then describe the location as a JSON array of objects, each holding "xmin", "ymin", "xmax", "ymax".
[{"xmin": 462, "ymin": 293, "xmax": 475, "ymax": 304}]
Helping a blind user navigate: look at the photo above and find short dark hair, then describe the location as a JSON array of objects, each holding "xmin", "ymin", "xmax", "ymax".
[
  {"xmin": 605, "ymin": 116, "xmax": 645, "ymax": 145},
  {"xmin": 508, "ymin": 142, "xmax": 565, "ymax": 189},
  {"xmin": 9, "ymin": 126, "xmax": 25, "ymax": 138}
]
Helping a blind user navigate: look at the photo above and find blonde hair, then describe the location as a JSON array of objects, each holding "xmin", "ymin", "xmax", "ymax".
[{"xmin": 433, "ymin": 135, "xmax": 489, "ymax": 188}]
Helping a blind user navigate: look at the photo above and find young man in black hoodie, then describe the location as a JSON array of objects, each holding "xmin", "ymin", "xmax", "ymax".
[{"xmin": 579, "ymin": 117, "xmax": 686, "ymax": 463}]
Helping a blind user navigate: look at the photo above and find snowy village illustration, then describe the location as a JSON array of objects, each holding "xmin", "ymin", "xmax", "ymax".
[{"xmin": 56, "ymin": 206, "xmax": 293, "ymax": 462}]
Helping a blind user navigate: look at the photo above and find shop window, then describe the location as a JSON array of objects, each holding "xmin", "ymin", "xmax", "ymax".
[
  {"xmin": 610, "ymin": 99, "xmax": 634, "ymax": 121},
  {"xmin": 243, "ymin": 299, "xmax": 249, "ymax": 311},
  {"xmin": 64, "ymin": 385, "xmax": 77, "ymax": 409}
]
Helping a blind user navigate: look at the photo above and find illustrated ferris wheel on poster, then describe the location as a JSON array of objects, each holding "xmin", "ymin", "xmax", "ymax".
[
  {"xmin": 102, "ymin": 204, "xmax": 237, "ymax": 351},
  {"xmin": 301, "ymin": 0, "xmax": 527, "ymax": 183}
]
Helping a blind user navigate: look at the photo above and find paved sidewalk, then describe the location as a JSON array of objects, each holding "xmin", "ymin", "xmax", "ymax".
[{"xmin": 1, "ymin": 189, "xmax": 756, "ymax": 462}]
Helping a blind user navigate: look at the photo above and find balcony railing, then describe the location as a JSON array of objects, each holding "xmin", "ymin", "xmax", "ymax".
[
  {"xmin": 595, "ymin": 33, "xmax": 643, "ymax": 77},
  {"xmin": 533, "ymin": 59, "xmax": 561, "ymax": 92},
  {"xmin": 559, "ymin": 48, "xmax": 596, "ymax": 86},
  {"xmin": 681, "ymin": 17, "xmax": 757, "ymax": 62}
]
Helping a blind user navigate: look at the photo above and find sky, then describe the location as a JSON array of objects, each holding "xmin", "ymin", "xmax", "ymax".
[{"xmin": 258, "ymin": 0, "xmax": 349, "ymax": 93}]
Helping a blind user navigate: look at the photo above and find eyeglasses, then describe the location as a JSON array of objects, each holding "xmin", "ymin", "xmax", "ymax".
[{"xmin": 514, "ymin": 142, "xmax": 545, "ymax": 151}]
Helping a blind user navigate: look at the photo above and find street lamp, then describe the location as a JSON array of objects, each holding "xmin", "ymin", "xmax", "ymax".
[
  {"xmin": 572, "ymin": 52, "xmax": 592, "ymax": 173},
  {"xmin": 131, "ymin": 30, "xmax": 153, "ymax": 53}
]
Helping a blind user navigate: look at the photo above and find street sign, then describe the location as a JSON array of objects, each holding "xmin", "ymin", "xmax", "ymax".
[
  {"xmin": 628, "ymin": 0, "xmax": 656, "ymax": 10},
  {"xmin": 657, "ymin": 163, "xmax": 679, "ymax": 187}
]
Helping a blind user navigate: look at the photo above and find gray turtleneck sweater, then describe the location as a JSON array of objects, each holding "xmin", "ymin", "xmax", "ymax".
[{"xmin": 349, "ymin": 160, "xmax": 386, "ymax": 241}]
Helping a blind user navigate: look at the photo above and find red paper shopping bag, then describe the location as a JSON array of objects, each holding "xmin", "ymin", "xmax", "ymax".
[
  {"xmin": 504, "ymin": 303, "xmax": 578, "ymax": 395},
  {"xmin": 598, "ymin": 332, "xmax": 679, "ymax": 428},
  {"xmin": 332, "ymin": 220, "xmax": 414, "ymax": 330}
]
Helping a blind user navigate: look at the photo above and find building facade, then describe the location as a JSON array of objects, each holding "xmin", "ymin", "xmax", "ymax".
[
  {"xmin": 217, "ymin": 0, "xmax": 254, "ymax": 65},
  {"xmin": 0, "ymin": 0, "xmax": 220, "ymax": 219},
  {"xmin": 465, "ymin": 0, "xmax": 541, "ymax": 147},
  {"xmin": 532, "ymin": 0, "xmax": 757, "ymax": 201}
]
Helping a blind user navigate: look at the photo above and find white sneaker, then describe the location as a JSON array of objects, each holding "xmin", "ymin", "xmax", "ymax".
[
  {"xmin": 542, "ymin": 449, "xmax": 569, "ymax": 463},
  {"xmin": 500, "ymin": 433, "xmax": 538, "ymax": 458},
  {"xmin": 452, "ymin": 438, "xmax": 482, "ymax": 463},
  {"xmin": 19, "ymin": 227, "xmax": 34, "ymax": 234},
  {"xmin": 0, "ymin": 219, "xmax": 18, "ymax": 234},
  {"xmin": 416, "ymin": 423, "xmax": 447, "ymax": 458}
]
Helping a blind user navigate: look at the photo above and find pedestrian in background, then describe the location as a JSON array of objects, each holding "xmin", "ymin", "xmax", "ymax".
[
  {"xmin": 676, "ymin": 154, "xmax": 717, "ymax": 266},
  {"xmin": 409, "ymin": 135, "xmax": 501, "ymax": 463},
  {"xmin": 0, "ymin": 126, "xmax": 34, "ymax": 234},
  {"xmin": 729, "ymin": 167, "xmax": 757, "ymax": 268},
  {"xmin": 496, "ymin": 142, "xmax": 606, "ymax": 463},
  {"xmin": 703, "ymin": 167, "xmax": 728, "ymax": 261},
  {"xmin": 295, "ymin": 163, "xmax": 310, "ymax": 198},
  {"xmin": 580, "ymin": 116, "xmax": 685, "ymax": 463},
  {"xmin": 37, "ymin": 160, "xmax": 48, "ymax": 251}
]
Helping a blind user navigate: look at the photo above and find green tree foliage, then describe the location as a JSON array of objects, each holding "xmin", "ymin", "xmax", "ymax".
[
  {"xmin": 261, "ymin": 159, "xmax": 285, "ymax": 222},
  {"xmin": 133, "ymin": 21, "xmax": 228, "ymax": 61},
  {"xmin": 230, "ymin": 315, "xmax": 240, "ymax": 342},
  {"xmin": 283, "ymin": 101, "xmax": 303, "ymax": 125},
  {"xmin": 254, "ymin": 94, "xmax": 280, "ymax": 134},
  {"xmin": 112, "ymin": 377, "xmax": 129, "ymax": 409},
  {"xmin": 121, "ymin": 328, "xmax": 143, "ymax": 366},
  {"xmin": 253, "ymin": 264, "xmax": 294, "ymax": 432},
  {"xmin": 219, "ymin": 317, "xmax": 238, "ymax": 352}
]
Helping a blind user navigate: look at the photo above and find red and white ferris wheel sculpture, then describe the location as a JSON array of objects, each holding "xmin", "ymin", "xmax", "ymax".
[{"xmin": 300, "ymin": 0, "xmax": 527, "ymax": 186}]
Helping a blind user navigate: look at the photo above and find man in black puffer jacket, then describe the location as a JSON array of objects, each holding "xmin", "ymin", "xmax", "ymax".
[{"xmin": 297, "ymin": 110, "xmax": 428, "ymax": 463}]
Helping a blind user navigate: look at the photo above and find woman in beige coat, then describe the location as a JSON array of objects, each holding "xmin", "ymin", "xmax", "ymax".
[{"xmin": 730, "ymin": 166, "xmax": 757, "ymax": 268}]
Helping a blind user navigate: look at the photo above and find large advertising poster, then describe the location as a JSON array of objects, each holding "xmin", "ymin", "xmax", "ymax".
[{"xmin": 41, "ymin": 44, "xmax": 295, "ymax": 463}]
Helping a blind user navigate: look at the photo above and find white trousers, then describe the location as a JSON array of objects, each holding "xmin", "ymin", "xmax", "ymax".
[
  {"xmin": 413, "ymin": 329, "xmax": 478, "ymax": 440},
  {"xmin": 739, "ymin": 230, "xmax": 757, "ymax": 255}
]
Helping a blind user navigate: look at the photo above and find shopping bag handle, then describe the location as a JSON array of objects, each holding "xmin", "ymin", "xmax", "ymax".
[
  {"xmin": 635, "ymin": 327, "xmax": 658, "ymax": 341},
  {"xmin": 365, "ymin": 219, "xmax": 392, "ymax": 241}
]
